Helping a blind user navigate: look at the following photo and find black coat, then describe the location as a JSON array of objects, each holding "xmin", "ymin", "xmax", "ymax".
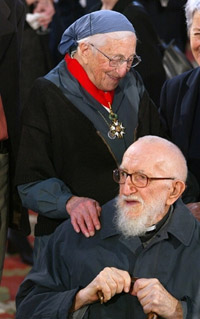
[
  {"xmin": 15, "ymin": 72, "xmax": 165, "ymax": 236},
  {"xmin": 16, "ymin": 199, "xmax": 200, "ymax": 318},
  {"xmin": 0, "ymin": 0, "xmax": 25, "ymax": 160},
  {"xmin": 0, "ymin": 0, "xmax": 30, "ymax": 233},
  {"xmin": 138, "ymin": 0, "xmax": 187, "ymax": 52},
  {"xmin": 123, "ymin": 2, "xmax": 166, "ymax": 107},
  {"xmin": 159, "ymin": 67, "xmax": 200, "ymax": 200}
]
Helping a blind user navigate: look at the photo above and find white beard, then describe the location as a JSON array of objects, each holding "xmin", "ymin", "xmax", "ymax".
[{"xmin": 115, "ymin": 193, "xmax": 167, "ymax": 238}]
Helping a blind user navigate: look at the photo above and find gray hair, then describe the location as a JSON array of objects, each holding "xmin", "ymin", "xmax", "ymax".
[
  {"xmin": 135, "ymin": 136, "xmax": 188, "ymax": 182},
  {"xmin": 77, "ymin": 31, "xmax": 136, "ymax": 48},
  {"xmin": 185, "ymin": 0, "xmax": 200, "ymax": 32}
]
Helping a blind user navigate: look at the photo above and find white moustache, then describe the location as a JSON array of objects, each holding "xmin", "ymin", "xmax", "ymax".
[{"xmin": 120, "ymin": 194, "xmax": 143, "ymax": 204}]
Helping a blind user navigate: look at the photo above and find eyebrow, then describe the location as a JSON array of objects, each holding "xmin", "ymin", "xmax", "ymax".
[
  {"xmin": 119, "ymin": 167, "xmax": 146, "ymax": 174},
  {"xmin": 191, "ymin": 27, "xmax": 200, "ymax": 32},
  {"xmin": 111, "ymin": 53, "xmax": 135, "ymax": 59}
]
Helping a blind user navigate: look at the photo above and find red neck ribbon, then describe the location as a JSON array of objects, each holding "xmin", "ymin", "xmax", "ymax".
[{"xmin": 65, "ymin": 54, "xmax": 114, "ymax": 109}]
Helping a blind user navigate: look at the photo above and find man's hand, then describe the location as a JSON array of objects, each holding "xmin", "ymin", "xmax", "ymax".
[
  {"xmin": 66, "ymin": 196, "xmax": 101, "ymax": 237},
  {"xmin": 72, "ymin": 267, "xmax": 131, "ymax": 311},
  {"xmin": 186, "ymin": 202, "xmax": 200, "ymax": 221},
  {"xmin": 33, "ymin": 0, "xmax": 55, "ymax": 29},
  {"xmin": 131, "ymin": 278, "xmax": 183, "ymax": 319}
]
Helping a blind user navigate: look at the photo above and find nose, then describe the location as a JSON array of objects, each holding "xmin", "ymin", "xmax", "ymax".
[
  {"xmin": 115, "ymin": 62, "xmax": 129, "ymax": 77},
  {"xmin": 120, "ymin": 176, "xmax": 138, "ymax": 196}
]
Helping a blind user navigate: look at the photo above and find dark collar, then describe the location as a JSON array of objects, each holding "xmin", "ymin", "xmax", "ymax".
[
  {"xmin": 166, "ymin": 198, "xmax": 196, "ymax": 246},
  {"xmin": 139, "ymin": 207, "xmax": 171, "ymax": 244}
]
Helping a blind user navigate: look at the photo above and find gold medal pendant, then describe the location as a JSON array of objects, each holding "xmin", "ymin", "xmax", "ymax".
[{"xmin": 108, "ymin": 109, "xmax": 125, "ymax": 139}]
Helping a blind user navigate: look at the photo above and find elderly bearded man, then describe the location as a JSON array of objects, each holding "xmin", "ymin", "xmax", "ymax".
[
  {"xmin": 16, "ymin": 136, "xmax": 200, "ymax": 319},
  {"xmin": 15, "ymin": 10, "xmax": 164, "ymax": 262}
]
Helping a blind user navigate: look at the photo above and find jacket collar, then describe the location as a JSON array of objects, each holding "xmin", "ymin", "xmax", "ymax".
[
  {"xmin": 185, "ymin": 66, "xmax": 200, "ymax": 88},
  {"xmin": 178, "ymin": 67, "xmax": 200, "ymax": 154},
  {"xmin": 46, "ymin": 60, "xmax": 125, "ymax": 113},
  {"xmin": 166, "ymin": 199, "xmax": 196, "ymax": 246},
  {"xmin": 182, "ymin": 67, "xmax": 200, "ymax": 120}
]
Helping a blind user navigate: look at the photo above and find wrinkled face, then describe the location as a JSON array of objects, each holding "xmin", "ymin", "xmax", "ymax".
[
  {"xmin": 84, "ymin": 35, "xmax": 136, "ymax": 91},
  {"xmin": 190, "ymin": 10, "xmax": 200, "ymax": 65},
  {"xmin": 118, "ymin": 144, "xmax": 173, "ymax": 229}
]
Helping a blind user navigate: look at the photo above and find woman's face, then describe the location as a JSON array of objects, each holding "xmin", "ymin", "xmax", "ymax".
[
  {"xmin": 190, "ymin": 10, "xmax": 200, "ymax": 65},
  {"xmin": 82, "ymin": 35, "xmax": 136, "ymax": 91}
]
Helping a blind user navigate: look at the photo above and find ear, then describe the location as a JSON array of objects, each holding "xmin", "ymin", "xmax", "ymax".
[
  {"xmin": 166, "ymin": 180, "xmax": 186, "ymax": 206},
  {"xmin": 78, "ymin": 42, "xmax": 91, "ymax": 64}
]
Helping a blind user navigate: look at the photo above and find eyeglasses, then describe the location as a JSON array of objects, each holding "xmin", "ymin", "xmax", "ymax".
[
  {"xmin": 113, "ymin": 168, "xmax": 175, "ymax": 188},
  {"xmin": 89, "ymin": 43, "xmax": 141, "ymax": 68}
]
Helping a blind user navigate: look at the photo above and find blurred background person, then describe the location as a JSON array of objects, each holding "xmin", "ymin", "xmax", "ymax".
[
  {"xmin": 20, "ymin": 0, "xmax": 55, "ymax": 109},
  {"xmin": 7, "ymin": 0, "xmax": 55, "ymax": 266},
  {"xmin": 49, "ymin": 0, "xmax": 84, "ymax": 65},
  {"xmin": 159, "ymin": 0, "xmax": 200, "ymax": 221},
  {"xmin": 138, "ymin": 0, "xmax": 188, "ymax": 53},
  {"xmin": 0, "ymin": 0, "xmax": 25, "ymax": 281}
]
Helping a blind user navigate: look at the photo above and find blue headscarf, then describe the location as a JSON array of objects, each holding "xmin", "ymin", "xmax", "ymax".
[{"xmin": 58, "ymin": 10, "xmax": 135, "ymax": 54}]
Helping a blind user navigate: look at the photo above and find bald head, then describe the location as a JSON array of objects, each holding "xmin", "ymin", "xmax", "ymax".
[
  {"xmin": 115, "ymin": 136, "xmax": 187, "ymax": 237},
  {"xmin": 123, "ymin": 136, "xmax": 187, "ymax": 182}
]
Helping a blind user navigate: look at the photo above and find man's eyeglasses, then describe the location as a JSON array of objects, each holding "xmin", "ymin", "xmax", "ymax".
[
  {"xmin": 113, "ymin": 168, "xmax": 175, "ymax": 188},
  {"xmin": 89, "ymin": 43, "xmax": 141, "ymax": 68}
]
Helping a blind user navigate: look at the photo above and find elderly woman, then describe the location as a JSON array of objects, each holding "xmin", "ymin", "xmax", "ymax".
[
  {"xmin": 15, "ymin": 10, "xmax": 165, "ymax": 263},
  {"xmin": 159, "ymin": 0, "xmax": 200, "ymax": 221}
]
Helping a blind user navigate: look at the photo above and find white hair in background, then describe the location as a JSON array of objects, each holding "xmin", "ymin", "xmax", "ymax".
[
  {"xmin": 185, "ymin": 0, "xmax": 200, "ymax": 32},
  {"xmin": 77, "ymin": 31, "xmax": 136, "ymax": 48}
]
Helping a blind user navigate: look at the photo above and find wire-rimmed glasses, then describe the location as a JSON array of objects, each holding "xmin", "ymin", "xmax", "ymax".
[{"xmin": 89, "ymin": 43, "xmax": 141, "ymax": 68}]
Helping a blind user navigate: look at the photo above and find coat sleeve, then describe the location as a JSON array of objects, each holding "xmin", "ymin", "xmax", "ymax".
[
  {"xmin": 17, "ymin": 178, "xmax": 72, "ymax": 219},
  {"xmin": 15, "ymin": 78, "xmax": 74, "ymax": 219}
]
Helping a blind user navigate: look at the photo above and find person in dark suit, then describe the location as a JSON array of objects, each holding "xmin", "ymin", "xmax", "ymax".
[
  {"xmin": 0, "ymin": 0, "xmax": 30, "ymax": 280},
  {"xmin": 20, "ymin": 0, "xmax": 55, "ymax": 109},
  {"xmin": 138, "ymin": 0, "xmax": 188, "ymax": 53},
  {"xmin": 123, "ymin": 1, "xmax": 167, "ymax": 108},
  {"xmin": 89, "ymin": 0, "xmax": 167, "ymax": 107},
  {"xmin": 5, "ymin": 0, "xmax": 55, "ymax": 268},
  {"xmin": 49, "ymin": 0, "xmax": 84, "ymax": 65},
  {"xmin": 159, "ymin": 0, "xmax": 200, "ymax": 221}
]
